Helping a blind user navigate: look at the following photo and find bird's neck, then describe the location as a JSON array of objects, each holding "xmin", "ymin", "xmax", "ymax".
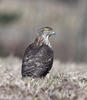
[{"xmin": 34, "ymin": 35, "xmax": 51, "ymax": 47}]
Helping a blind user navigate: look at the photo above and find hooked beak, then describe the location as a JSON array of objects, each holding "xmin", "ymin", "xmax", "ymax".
[
  {"xmin": 49, "ymin": 31, "xmax": 56, "ymax": 37},
  {"xmin": 52, "ymin": 31, "xmax": 56, "ymax": 35}
]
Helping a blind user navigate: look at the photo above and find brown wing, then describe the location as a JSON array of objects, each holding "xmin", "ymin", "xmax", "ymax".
[{"xmin": 22, "ymin": 43, "xmax": 54, "ymax": 78}]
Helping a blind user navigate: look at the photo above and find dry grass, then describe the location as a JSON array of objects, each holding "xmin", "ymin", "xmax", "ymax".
[{"xmin": 0, "ymin": 56, "xmax": 87, "ymax": 100}]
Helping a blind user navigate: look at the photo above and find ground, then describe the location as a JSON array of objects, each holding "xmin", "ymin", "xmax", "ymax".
[{"xmin": 0, "ymin": 56, "xmax": 87, "ymax": 100}]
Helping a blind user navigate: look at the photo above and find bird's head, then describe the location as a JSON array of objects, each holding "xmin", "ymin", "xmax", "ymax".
[
  {"xmin": 38, "ymin": 27, "xmax": 56, "ymax": 38},
  {"xmin": 35, "ymin": 27, "xmax": 56, "ymax": 47}
]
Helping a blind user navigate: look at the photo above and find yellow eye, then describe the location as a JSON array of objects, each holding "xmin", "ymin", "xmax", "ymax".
[{"xmin": 46, "ymin": 29, "xmax": 49, "ymax": 32}]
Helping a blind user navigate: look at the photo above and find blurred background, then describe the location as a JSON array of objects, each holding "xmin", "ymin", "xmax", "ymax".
[{"xmin": 0, "ymin": 0, "xmax": 87, "ymax": 62}]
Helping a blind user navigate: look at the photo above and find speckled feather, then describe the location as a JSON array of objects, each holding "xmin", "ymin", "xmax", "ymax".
[
  {"xmin": 22, "ymin": 43, "xmax": 53, "ymax": 78},
  {"xmin": 22, "ymin": 27, "xmax": 55, "ymax": 78}
]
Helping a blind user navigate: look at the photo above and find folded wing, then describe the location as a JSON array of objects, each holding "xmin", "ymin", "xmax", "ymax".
[{"xmin": 22, "ymin": 44, "xmax": 54, "ymax": 77}]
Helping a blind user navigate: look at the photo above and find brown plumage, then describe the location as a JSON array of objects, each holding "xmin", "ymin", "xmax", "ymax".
[{"xmin": 22, "ymin": 27, "xmax": 56, "ymax": 78}]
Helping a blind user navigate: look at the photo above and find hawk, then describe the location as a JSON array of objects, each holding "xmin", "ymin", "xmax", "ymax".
[{"xmin": 22, "ymin": 27, "xmax": 56, "ymax": 78}]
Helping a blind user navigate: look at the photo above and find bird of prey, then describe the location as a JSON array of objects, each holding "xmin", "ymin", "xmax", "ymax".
[{"xmin": 22, "ymin": 27, "xmax": 56, "ymax": 78}]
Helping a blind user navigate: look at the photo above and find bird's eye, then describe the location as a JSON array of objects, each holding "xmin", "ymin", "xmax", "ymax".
[{"xmin": 46, "ymin": 29, "xmax": 49, "ymax": 32}]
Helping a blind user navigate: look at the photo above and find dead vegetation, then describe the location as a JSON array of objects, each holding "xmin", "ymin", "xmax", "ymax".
[{"xmin": 0, "ymin": 56, "xmax": 87, "ymax": 100}]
